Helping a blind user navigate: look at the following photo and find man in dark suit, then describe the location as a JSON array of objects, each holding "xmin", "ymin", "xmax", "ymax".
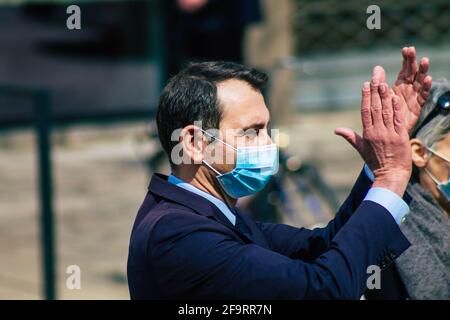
[{"xmin": 128, "ymin": 49, "xmax": 432, "ymax": 299}]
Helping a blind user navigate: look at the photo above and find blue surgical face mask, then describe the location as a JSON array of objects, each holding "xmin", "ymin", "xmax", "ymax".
[
  {"xmin": 425, "ymin": 147, "xmax": 450, "ymax": 202},
  {"xmin": 201, "ymin": 130, "xmax": 279, "ymax": 198}
]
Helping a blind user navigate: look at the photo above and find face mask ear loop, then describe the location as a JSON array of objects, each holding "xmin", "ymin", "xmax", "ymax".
[
  {"xmin": 200, "ymin": 129, "xmax": 237, "ymax": 176},
  {"xmin": 424, "ymin": 168, "xmax": 442, "ymax": 186},
  {"xmin": 427, "ymin": 147, "xmax": 450, "ymax": 163},
  {"xmin": 201, "ymin": 129, "xmax": 237, "ymax": 151},
  {"xmin": 202, "ymin": 159, "xmax": 223, "ymax": 176}
]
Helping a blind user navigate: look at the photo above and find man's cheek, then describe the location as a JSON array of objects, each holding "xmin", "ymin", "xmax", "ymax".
[{"xmin": 204, "ymin": 143, "xmax": 233, "ymax": 167}]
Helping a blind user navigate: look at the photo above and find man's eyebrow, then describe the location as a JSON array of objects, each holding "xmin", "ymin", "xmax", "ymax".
[{"xmin": 242, "ymin": 119, "xmax": 269, "ymax": 130}]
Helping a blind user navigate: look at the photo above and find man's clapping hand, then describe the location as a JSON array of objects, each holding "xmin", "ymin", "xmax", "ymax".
[
  {"xmin": 392, "ymin": 47, "xmax": 432, "ymax": 134},
  {"xmin": 335, "ymin": 66, "xmax": 412, "ymax": 197}
]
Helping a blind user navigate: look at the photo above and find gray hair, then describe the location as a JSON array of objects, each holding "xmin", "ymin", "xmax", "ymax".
[{"xmin": 412, "ymin": 79, "xmax": 450, "ymax": 149}]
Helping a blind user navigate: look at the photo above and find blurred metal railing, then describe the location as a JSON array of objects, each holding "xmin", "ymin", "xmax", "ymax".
[
  {"xmin": 293, "ymin": 0, "xmax": 450, "ymax": 55},
  {"xmin": 0, "ymin": 0, "xmax": 166, "ymax": 300},
  {"xmin": 291, "ymin": 0, "xmax": 450, "ymax": 111},
  {"xmin": 0, "ymin": 86, "xmax": 56, "ymax": 300}
]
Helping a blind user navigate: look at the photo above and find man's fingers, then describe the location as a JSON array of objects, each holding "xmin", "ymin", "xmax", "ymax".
[
  {"xmin": 418, "ymin": 75, "xmax": 432, "ymax": 106},
  {"xmin": 419, "ymin": 57, "xmax": 429, "ymax": 75},
  {"xmin": 401, "ymin": 47, "xmax": 408, "ymax": 68},
  {"xmin": 372, "ymin": 65, "xmax": 386, "ymax": 83},
  {"xmin": 379, "ymin": 65, "xmax": 386, "ymax": 83},
  {"xmin": 379, "ymin": 83, "xmax": 394, "ymax": 128},
  {"xmin": 334, "ymin": 127, "xmax": 365, "ymax": 155},
  {"xmin": 361, "ymin": 82, "xmax": 372, "ymax": 129},
  {"xmin": 396, "ymin": 46, "xmax": 409, "ymax": 83},
  {"xmin": 420, "ymin": 74, "xmax": 432, "ymax": 97},
  {"xmin": 422, "ymin": 75, "xmax": 432, "ymax": 93},
  {"xmin": 413, "ymin": 57, "xmax": 430, "ymax": 91},
  {"xmin": 393, "ymin": 95, "xmax": 406, "ymax": 135},
  {"xmin": 370, "ymin": 66, "xmax": 384, "ymax": 126},
  {"xmin": 406, "ymin": 47, "xmax": 418, "ymax": 83}
]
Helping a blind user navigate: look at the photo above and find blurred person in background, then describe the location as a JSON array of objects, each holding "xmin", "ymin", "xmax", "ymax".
[
  {"xmin": 366, "ymin": 80, "xmax": 450, "ymax": 300},
  {"xmin": 163, "ymin": 0, "xmax": 261, "ymax": 76}
]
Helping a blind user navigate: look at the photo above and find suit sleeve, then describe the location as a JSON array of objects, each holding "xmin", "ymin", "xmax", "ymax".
[
  {"xmin": 148, "ymin": 199, "xmax": 410, "ymax": 299},
  {"xmin": 255, "ymin": 168, "xmax": 373, "ymax": 260}
]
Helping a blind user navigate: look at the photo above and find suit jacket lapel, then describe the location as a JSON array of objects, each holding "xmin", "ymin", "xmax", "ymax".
[{"xmin": 148, "ymin": 174, "xmax": 267, "ymax": 246}]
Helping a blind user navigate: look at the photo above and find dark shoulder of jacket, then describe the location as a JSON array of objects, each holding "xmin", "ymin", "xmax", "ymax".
[{"xmin": 145, "ymin": 202, "xmax": 237, "ymax": 255}]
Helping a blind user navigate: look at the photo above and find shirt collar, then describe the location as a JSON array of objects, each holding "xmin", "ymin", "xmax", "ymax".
[{"xmin": 168, "ymin": 174, "xmax": 236, "ymax": 225}]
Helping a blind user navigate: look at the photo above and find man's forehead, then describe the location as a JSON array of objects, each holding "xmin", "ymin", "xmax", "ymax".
[
  {"xmin": 217, "ymin": 79, "xmax": 269, "ymax": 127},
  {"xmin": 217, "ymin": 79, "xmax": 258, "ymax": 102}
]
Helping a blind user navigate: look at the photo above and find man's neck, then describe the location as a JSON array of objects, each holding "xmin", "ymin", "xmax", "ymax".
[{"xmin": 172, "ymin": 166, "xmax": 237, "ymax": 208}]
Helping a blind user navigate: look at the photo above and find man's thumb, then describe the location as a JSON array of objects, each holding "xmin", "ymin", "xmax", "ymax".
[{"xmin": 334, "ymin": 127, "xmax": 364, "ymax": 154}]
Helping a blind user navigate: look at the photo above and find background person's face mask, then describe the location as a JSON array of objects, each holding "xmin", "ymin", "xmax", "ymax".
[
  {"xmin": 201, "ymin": 130, "xmax": 279, "ymax": 199},
  {"xmin": 425, "ymin": 147, "xmax": 450, "ymax": 202}
]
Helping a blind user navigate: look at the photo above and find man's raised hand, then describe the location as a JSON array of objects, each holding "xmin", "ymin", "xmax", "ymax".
[
  {"xmin": 335, "ymin": 66, "xmax": 412, "ymax": 197},
  {"xmin": 393, "ymin": 46, "xmax": 432, "ymax": 134}
]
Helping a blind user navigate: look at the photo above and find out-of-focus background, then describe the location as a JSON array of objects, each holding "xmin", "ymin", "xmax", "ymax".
[{"xmin": 0, "ymin": 0, "xmax": 449, "ymax": 299}]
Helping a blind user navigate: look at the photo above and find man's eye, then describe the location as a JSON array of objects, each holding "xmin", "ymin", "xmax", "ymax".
[
  {"xmin": 248, "ymin": 128, "xmax": 260, "ymax": 137},
  {"xmin": 244, "ymin": 129, "xmax": 258, "ymax": 139}
]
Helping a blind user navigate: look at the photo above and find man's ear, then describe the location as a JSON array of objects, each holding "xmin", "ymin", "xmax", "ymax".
[
  {"xmin": 410, "ymin": 138, "xmax": 429, "ymax": 168},
  {"xmin": 180, "ymin": 125, "xmax": 205, "ymax": 165}
]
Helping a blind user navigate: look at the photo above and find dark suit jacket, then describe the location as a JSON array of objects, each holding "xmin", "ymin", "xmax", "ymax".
[
  {"xmin": 127, "ymin": 171, "xmax": 410, "ymax": 299},
  {"xmin": 364, "ymin": 264, "xmax": 408, "ymax": 300}
]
